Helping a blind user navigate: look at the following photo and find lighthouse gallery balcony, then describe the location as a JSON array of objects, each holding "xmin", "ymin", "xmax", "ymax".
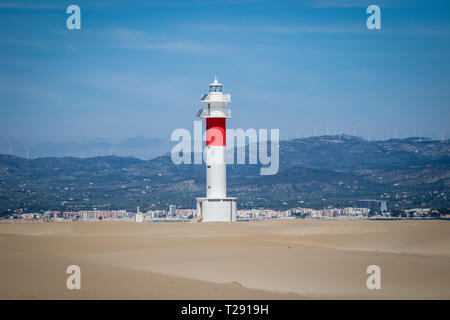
[
  {"xmin": 199, "ymin": 108, "xmax": 231, "ymax": 118},
  {"xmin": 200, "ymin": 92, "xmax": 231, "ymax": 103}
]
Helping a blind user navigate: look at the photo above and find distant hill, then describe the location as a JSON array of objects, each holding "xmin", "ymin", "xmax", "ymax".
[
  {"xmin": 0, "ymin": 135, "xmax": 448, "ymax": 214},
  {"xmin": 0, "ymin": 136, "xmax": 170, "ymax": 160}
]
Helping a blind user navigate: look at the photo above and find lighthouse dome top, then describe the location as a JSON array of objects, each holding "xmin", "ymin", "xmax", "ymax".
[{"xmin": 209, "ymin": 76, "xmax": 223, "ymax": 92}]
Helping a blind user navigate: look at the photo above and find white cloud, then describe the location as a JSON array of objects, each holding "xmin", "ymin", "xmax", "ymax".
[
  {"xmin": 301, "ymin": 0, "xmax": 429, "ymax": 8},
  {"xmin": 190, "ymin": 23, "xmax": 366, "ymax": 35},
  {"xmin": 106, "ymin": 29, "xmax": 224, "ymax": 54},
  {"xmin": 0, "ymin": 1, "xmax": 60, "ymax": 9}
]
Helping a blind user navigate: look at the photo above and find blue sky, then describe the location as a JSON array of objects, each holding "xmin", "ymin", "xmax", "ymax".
[{"xmin": 0, "ymin": 0, "xmax": 449, "ymax": 142}]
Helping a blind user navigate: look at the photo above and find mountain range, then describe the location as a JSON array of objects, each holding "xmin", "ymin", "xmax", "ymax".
[{"xmin": 0, "ymin": 135, "xmax": 448, "ymax": 214}]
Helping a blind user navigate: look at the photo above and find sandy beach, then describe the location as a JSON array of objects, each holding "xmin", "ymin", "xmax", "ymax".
[{"xmin": 0, "ymin": 219, "xmax": 449, "ymax": 299}]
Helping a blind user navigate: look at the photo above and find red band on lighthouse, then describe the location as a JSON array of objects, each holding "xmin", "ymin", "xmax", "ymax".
[{"xmin": 206, "ymin": 118, "xmax": 226, "ymax": 146}]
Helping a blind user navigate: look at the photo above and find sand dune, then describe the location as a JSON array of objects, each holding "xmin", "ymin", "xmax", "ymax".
[{"xmin": 0, "ymin": 220, "xmax": 449, "ymax": 299}]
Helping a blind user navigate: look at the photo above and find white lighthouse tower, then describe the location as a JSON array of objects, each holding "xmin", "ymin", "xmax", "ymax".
[{"xmin": 196, "ymin": 77, "xmax": 237, "ymax": 222}]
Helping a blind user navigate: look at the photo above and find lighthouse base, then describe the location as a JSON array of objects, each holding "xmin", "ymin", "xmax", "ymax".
[{"xmin": 196, "ymin": 197, "xmax": 237, "ymax": 222}]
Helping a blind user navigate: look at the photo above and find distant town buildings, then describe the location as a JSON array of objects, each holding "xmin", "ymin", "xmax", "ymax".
[
  {"xmin": 404, "ymin": 208, "xmax": 432, "ymax": 218},
  {"xmin": 79, "ymin": 209, "xmax": 126, "ymax": 220},
  {"xmin": 134, "ymin": 207, "xmax": 143, "ymax": 223},
  {"xmin": 2, "ymin": 199, "xmax": 447, "ymax": 222},
  {"xmin": 169, "ymin": 205, "xmax": 176, "ymax": 218},
  {"xmin": 356, "ymin": 199, "xmax": 388, "ymax": 214}
]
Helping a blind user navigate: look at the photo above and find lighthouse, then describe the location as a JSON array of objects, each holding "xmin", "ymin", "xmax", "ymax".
[{"xmin": 196, "ymin": 77, "xmax": 237, "ymax": 222}]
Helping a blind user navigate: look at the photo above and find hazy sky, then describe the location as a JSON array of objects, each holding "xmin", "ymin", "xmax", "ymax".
[{"xmin": 0, "ymin": 0, "xmax": 449, "ymax": 141}]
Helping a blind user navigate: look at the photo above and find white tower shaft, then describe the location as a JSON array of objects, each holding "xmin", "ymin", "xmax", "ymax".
[{"xmin": 196, "ymin": 78, "xmax": 236, "ymax": 222}]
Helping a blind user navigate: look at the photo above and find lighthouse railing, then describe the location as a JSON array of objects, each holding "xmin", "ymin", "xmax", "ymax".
[
  {"xmin": 201, "ymin": 93, "xmax": 231, "ymax": 103},
  {"xmin": 199, "ymin": 108, "xmax": 231, "ymax": 118}
]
